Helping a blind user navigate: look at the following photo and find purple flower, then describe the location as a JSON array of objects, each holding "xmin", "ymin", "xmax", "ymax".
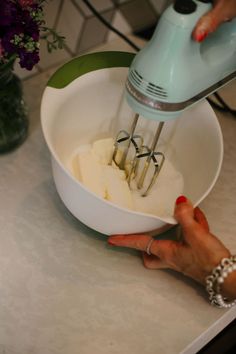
[
  {"xmin": 19, "ymin": 0, "xmax": 36, "ymax": 7},
  {"xmin": 0, "ymin": 39, "xmax": 4, "ymax": 58},
  {"xmin": 1, "ymin": 30, "xmax": 19, "ymax": 55},
  {"xmin": 0, "ymin": 1, "xmax": 64, "ymax": 70},
  {"xmin": 19, "ymin": 49, "xmax": 40, "ymax": 70},
  {"xmin": 0, "ymin": 1, "xmax": 17, "ymax": 26}
]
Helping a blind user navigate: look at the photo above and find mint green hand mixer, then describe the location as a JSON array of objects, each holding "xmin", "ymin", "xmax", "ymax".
[{"xmin": 113, "ymin": 0, "xmax": 236, "ymax": 196}]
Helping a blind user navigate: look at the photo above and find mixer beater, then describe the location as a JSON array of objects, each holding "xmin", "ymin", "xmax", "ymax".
[{"xmin": 112, "ymin": 114, "xmax": 165, "ymax": 197}]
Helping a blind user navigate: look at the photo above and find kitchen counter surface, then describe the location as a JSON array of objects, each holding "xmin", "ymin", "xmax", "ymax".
[{"xmin": 0, "ymin": 37, "xmax": 236, "ymax": 354}]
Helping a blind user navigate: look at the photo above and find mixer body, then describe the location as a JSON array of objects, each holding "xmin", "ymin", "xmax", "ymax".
[
  {"xmin": 115, "ymin": 0, "xmax": 236, "ymax": 195},
  {"xmin": 126, "ymin": 0, "xmax": 236, "ymax": 121}
]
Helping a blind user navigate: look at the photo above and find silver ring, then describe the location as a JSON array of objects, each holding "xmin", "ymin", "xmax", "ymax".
[{"xmin": 146, "ymin": 238, "xmax": 154, "ymax": 255}]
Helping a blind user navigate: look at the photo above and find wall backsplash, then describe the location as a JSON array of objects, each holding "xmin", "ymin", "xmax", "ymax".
[{"xmin": 16, "ymin": 0, "xmax": 171, "ymax": 79}]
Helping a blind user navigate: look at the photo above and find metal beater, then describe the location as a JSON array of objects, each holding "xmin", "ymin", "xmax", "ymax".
[{"xmin": 113, "ymin": 113, "xmax": 165, "ymax": 197}]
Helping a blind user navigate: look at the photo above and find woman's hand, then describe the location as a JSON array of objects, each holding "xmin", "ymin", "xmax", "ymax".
[
  {"xmin": 192, "ymin": 0, "xmax": 236, "ymax": 42},
  {"xmin": 108, "ymin": 196, "xmax": 236, "ymax": 298}
]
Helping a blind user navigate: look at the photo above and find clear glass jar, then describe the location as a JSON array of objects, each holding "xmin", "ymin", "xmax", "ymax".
[{"xmin": 0, "ymin": 59, "xmax": 28, "ymax": 153}]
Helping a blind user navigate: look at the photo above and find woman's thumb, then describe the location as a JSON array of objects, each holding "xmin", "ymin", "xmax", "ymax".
[{"xmin": 174, "ymin": 196, "xmax": 195, "ymax": 229}]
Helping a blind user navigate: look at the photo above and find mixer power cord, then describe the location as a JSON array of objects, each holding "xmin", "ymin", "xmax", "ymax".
[
  {"xmin": 80, "ymin": 0, "xmax": 140, "ymax": 52},
  {"xmin": 81, "ymin": 0, "xmax": 236, "ymax": 119},
  {"xmin": 207, "ymin": 93, "xmax": 236, "ymax": 118}
]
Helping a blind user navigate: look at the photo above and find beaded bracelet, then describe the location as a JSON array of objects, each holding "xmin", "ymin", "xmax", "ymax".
[{"xmin": 205, "ymin": 255, "xmax": 236, "ymax": 308}]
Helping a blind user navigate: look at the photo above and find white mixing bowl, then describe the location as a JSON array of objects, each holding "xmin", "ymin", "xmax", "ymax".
[{"xmin": 41, "ymin": 51, "xmax": 223, "ymax": 235}]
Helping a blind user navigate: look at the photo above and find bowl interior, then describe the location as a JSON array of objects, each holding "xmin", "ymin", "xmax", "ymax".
[{"xmin": 42, "ymin": 66, "xmax": 223, "ymax": 205}]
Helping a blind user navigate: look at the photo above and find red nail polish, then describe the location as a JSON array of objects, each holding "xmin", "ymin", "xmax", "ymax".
[
  {"xmin": 108, "ymin": 239, "xmax": 116, "ymax": 246},
  {"xmin": 195, "ymin": 31, "xmax": 207, "ymax": 42},
  {"xmin": 176, "ymin": 195, "xmax": 187, "ymax": 205}
]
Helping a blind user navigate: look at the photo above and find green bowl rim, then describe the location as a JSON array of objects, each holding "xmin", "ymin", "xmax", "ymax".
[{"xmin": 47, "ymin": 51, "xmax": 135, "ymax": 89}]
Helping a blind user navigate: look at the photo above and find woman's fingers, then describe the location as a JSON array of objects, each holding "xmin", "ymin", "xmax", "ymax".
[
  {"xmin": 108, "ymin": 234, "xmax": 172, "ymax": 269},
  {"xmin": 174, "ymin": 197, "xmax": 231, "ymax": 265},
  {"xmin": 174, "ymin": 197, "xmax": 211, "ymax": 247},
  {"xmin": 108, "ymin": 234, "xmax": 185, "ymax": 271},
  {"xmin": 108, "ymin": 234, "xmax": 172, "ymax": 258},
  {"xmin": 108, "ymin": 234, "xmax": 153, "ymax": 252},
  {"xmin": 174, "ymin": 197, "xmax": 196, "ymax": 230},
  {"xmin": 175, "ymin": 197, "xmax": 209, "ymax": 232},
  {"xmin": 192, "ymin": 10, "xmax": 220, "ymax": 41},
  {"xmin": 192, "ymin": 0, "xmax": 236, "ymax": 41},
  {"xmin": 108, "ymin": 198, "xmax": 211, "ymax": 258}
]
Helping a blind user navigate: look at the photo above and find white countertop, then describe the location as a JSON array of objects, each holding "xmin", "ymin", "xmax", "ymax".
[{"xmin": 0, "ymin": 37, "xmax": 235, "ymax": 354}]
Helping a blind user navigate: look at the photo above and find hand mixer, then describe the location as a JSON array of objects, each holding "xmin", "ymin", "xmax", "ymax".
[{"xmin": 113, "ymin": 0, "xmax": 236, "ymax": 196}]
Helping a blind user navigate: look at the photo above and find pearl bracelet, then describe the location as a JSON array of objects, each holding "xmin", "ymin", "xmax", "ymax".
[{"xmin": 205, "ymin": 255, "xmax": 236, "ymax": 308}]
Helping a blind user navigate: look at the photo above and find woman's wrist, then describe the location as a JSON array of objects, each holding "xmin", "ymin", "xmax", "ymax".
[{"xmin": 221, "ymin": 267, "xmax": 236, "ymax": 300}]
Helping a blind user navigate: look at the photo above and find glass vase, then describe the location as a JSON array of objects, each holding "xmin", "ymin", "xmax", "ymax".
[{"xmin": 0, "ymin": 59, "xmax": 28, "ymax": 153}]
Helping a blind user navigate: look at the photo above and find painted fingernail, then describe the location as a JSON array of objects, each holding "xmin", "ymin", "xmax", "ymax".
[
  {"xmin": 195, "ymin": 31, "xmax": 208, "ymax": 42},
  {"xmin": 108, "ymin": 238, "xmax": 116, "ymax": 246},
  {"xmin": 176, "ymin": 195, "xmax": 187, "ymax": 205}
]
